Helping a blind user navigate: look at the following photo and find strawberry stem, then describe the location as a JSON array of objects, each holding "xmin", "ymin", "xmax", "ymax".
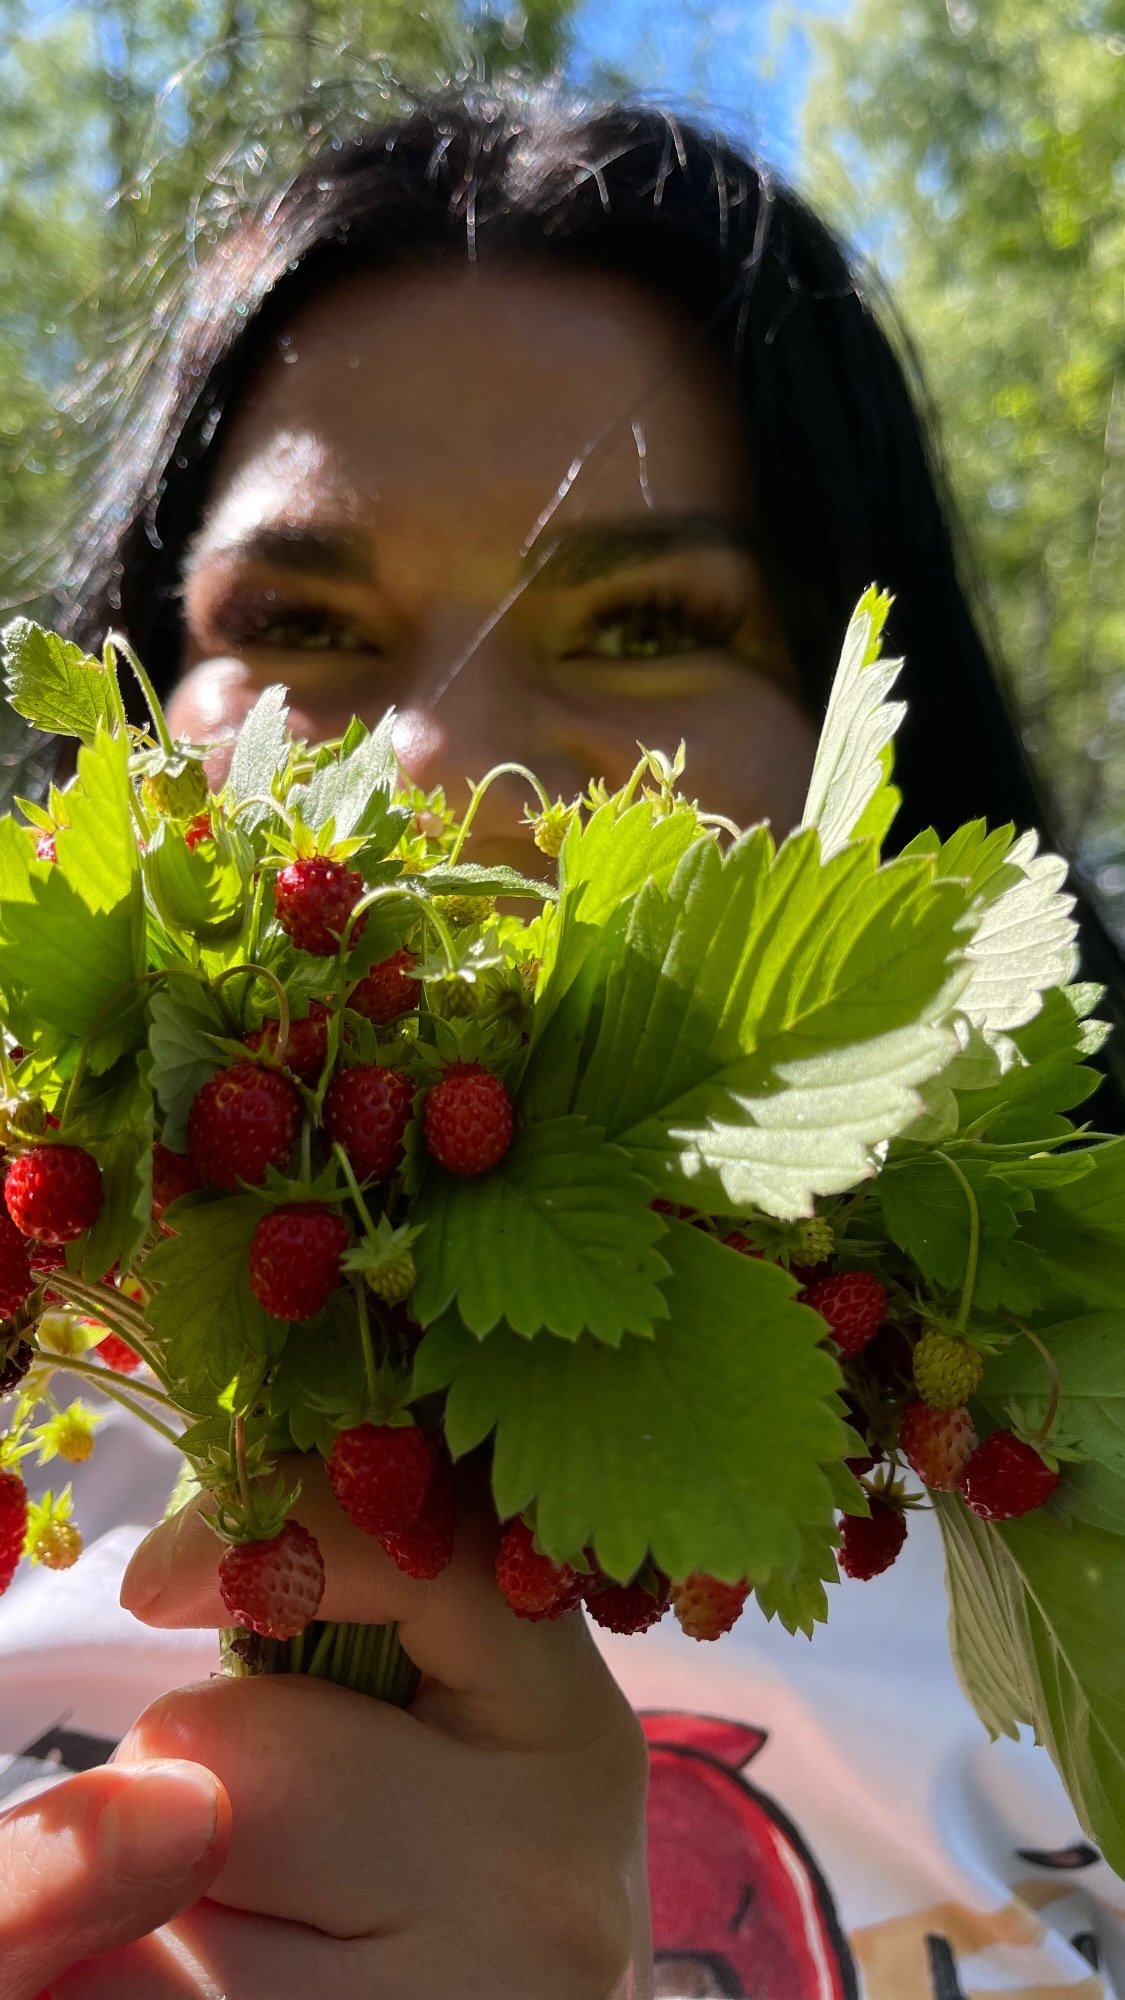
[
  {"xmin": 447, "ymin": 762, "xmax": 553, "ymax": 864},
  {"xmin": 106, "ymin": 631, "xmax": 176, "ymax": 756},
  {"xmin": 1010, "ymin": 1318, "xmax": 1061, "ymax": 1446},
  {"xmin": 234, "ymin": 1414, "xmax": 254, "ymax": 1519},
  {"xmin": 353, "ymin": 1280, "xmax": 379, "ymax": 1406},
  {"xmin": 345, "ymin": 883, "xmax": 459, "ymax": 976},
  {"xmin": 332, "ymin": 1142, "xmax": 378, "ymax": 1237},
  {"xmin": 35, "ymin": 1346, "xmax": 177, "ymax": 1410},
  {"xmin": 212, "ymin": 963, "xmax": 290, "ymax": 1059},
  {"xmin": 934, "ymin": 1149, "xmax": 980, "ymax": 1333}
]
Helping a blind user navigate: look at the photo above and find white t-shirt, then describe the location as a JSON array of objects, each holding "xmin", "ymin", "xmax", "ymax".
[{"xmin": 2, "ymin": 1398, "xmax": 1121, "ymax": 2000}]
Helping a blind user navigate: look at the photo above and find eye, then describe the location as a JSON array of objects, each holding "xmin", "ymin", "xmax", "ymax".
[
  {"xmin": 202, "ymin": 592, "xmax": 380, "ymax": 654},
  {"xmin": 574, "ymin": 591, "xmax": 740, "ymax": 662}
]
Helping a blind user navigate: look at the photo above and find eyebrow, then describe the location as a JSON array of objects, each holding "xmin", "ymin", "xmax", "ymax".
[
  {"xmin": 184, "ymin": 510, "xmax": 755, "ymax": 595},
  {"xmin": 184, "ymin": 522, "xmax": 372, "ymax": 588},
  {"xmin": 521, "ymin": 513, "xmax": 756, "ymax": 589}
]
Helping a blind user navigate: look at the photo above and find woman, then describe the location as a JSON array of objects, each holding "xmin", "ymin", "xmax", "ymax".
[{"xmin": 3, "ymin": 90, "xmax": 1123, "ymax": 2000}]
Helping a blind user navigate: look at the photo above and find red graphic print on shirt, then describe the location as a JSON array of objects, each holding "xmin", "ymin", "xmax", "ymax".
[{"xmin": 642, "ymin": 1712, "xmax": 859, "ymax": 1999}]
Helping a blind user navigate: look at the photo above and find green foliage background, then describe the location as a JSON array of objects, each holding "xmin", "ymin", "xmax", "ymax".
[
  {"xmin": 799, "ymin": 0, "xmax": 1125, "ymax": 939},
  {"xmin": 0, "ymin": 0, "xmax": 1122, "ymax": 941}
]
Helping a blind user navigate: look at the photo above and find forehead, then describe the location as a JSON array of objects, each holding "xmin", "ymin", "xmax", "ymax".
[{"xmin": 197, "ymin": 263, "xmax": 752, "ymax": 558}]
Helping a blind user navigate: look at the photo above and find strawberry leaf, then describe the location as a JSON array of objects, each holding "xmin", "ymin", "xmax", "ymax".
[
  {"xmin": 148, "ymin": 978, "xmax": 229, "ymax": 1151},
  {"xmin": 226, "ymin": 684, "xmax": 288, "ymax": 831},
  {"xmin": 0, "ymin": 730, "xmax": 144, "ymax": 1066},
  {"xmin": 1018, "ymin": 1136, "xmax": 1125, "ymax": 1311},
  {"xmin": 569, "ymin": 828, "xmax": 967, "ymax": 1218},
  {"xmin": 414, "ymin": 1218, "xmax": 846, "ymax": 1580},
  {"xmin": 754, "ymin": 1519, "xmax": 840, "ymax": 1638},
  {"xmin": 144, "ymin": 1193, "xmax": 285, "ymax": 1391},
  {"xmin": 68, "ymin": 1053, "xmax": 155, "ymax": 1281},
  {"xmin": 1, "ymin": 619, "xmax": 118, "ymax": 743},
  {"xmin": 936, "ymin": 1494, "xmax": 1125, "ymax": 1877},
  {"xmin": 877, "ymin": 1154, "xmax": 1039, "ymax": 1311},
  {"xmin": 411, "ymin": 1116, "xmax": 669, "ymax": 1342},
  {"xmin": 285, "ymin": 711, "xmax": 410, "ymax": 850},
  {"xmin": 799, "ymin": 586, "xmax": 904, "ymax": 861}
]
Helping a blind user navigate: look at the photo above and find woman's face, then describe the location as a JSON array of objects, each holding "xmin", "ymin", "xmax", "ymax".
[{"xmin": 170, "ymin": 263, "xmax": 817, "ymax": 865}]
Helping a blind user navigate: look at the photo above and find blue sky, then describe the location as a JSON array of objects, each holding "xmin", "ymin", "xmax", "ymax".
[{"xmin": 569, "ymin": 0, "xmax": 854, "ymax": 181}]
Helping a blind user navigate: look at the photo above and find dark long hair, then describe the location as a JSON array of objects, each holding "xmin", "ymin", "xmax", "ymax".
[{"xmin": 57, "ymin": 89, "xmax": 1125, "ymax": 1108}]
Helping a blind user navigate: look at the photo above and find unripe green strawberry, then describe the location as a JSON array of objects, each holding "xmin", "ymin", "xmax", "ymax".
[
  {"xmin": 142, "ymin": 758, "xmax": 210, "ymax": 820},
  {"xmin": 912, "ymin": 1329, "xmax": 984, "ymax": 1412},
  {"xmin": 531, "ymin": 799, "xmax": 578, "ymax": 858},
  {"xmin": 32, "ymin": 1518, "xmax": 82, "ymax": 1570},
  {"xmin": 366, "ymin": 1246, "xmax": 416, "ymax": 1306},
  {"xmin": 793, "ymin": 1216, "xmax": 834, "ymax": 1267},
  {"xmin": 427, "ymin": 974, "xmax": 479, "ymax": 1018},
  {"xmin": 434, "ymin": 893, "xmax": 495, "ymax": 927}
]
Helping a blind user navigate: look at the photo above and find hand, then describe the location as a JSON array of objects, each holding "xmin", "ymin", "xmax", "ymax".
[
  {"xmin": 0, "ymin": 1758, "xmax": 230, "ymax": 2000},
  {"xmin": 59, "ymin": 1457, "xmax": 651, "ymax": 1998}
]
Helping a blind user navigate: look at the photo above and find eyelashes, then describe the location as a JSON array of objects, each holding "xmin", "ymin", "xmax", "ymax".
[
  {"xmin": 565, "ymin": 589, "xmax": 742, "ymax": 662},
  {"xmin": 197, "ymin": 583, "xmax": 743, "ymax": 665}
]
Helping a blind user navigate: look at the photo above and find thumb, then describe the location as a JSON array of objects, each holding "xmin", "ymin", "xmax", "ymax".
[{"xmin": 0, "ymin": 1758, "xmax": 231, "ymax": 2000}]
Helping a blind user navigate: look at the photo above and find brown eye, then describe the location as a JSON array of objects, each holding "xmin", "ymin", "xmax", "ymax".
[
  {"xmin": 203, "ymin": 593, "xmax": 379, "ymax": 654},
  {"xmin": 579, "ymin": 593, "xmax": 739, "ymax": 662}
]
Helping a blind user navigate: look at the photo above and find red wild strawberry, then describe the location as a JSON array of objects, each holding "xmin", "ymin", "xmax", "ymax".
[
  {"xmin": 327, "ymin": 1422, "xmax": 435, "ymax": 1535},
  {"xmin": 495, "ymin": 1518, "xmax": 582, "ymax": 1621},
  {"xmin": 274, "ymin": 856, "xmax": 366, "ymax": 957},
  {"xmin": 652, "ymin": 1200, "xmax": 697, "ymax": 1221},
  {"xmin": 801, "ymin": 1270, "xmax": 887, "ymax": 1357},
  {"xmin": 248, "ymin": 1203, "xmax": 350, "ymax": 1321},
  {"xmin": 244, "ymin": 1001, "xmax": 331, "ymax": 1087},
  {"xmin": 349, "ymin": 949, "xmax": 418, "ymax": 1025},
  {"xmin": 0, "ymin": 1341, "xmax": 33, "ymax": 1395},
  {"xmin": 0, "ymin": 1206, "xmax": 34, "ymax": 1317},
  {"xmin": 379, "ymin": 1450, "xmax": 456, "ymax": 1579},
  {"xmin": 899, "ymin": 1400, "xmax": 977, "ymax": 1492},
  {"xmin": 151, "ymin": 1141, "xmax": 202, "ymax": 1222},
  {"xmin": 183, "ymin": 812, "xmax": 212, "ymax": 850},
  {"xmin": 94, "ymin": 1331, "xmax": 143, "ymax": 1375},
  {"xmin": 838, "ymin": 1497, "xmax": 907, "ymax": 1579},
  {"xmin": 187, "ymin": 1062, "xmax": 301, "ymax": 1190},
  {"xmin": 0, "ymin": 1468, "xmax": 29, "ymax": 1596},
  {"xmin": 584, "ymin": 1571, "xmax": 672, "ymax": 1634},
  {"xmin": 962, "ymin": 1430, "xmax": 1061, "ymax": 1521},
  {"xmin": 670, "ymin": 1574, "xmax": 750, "ymax": 1641},
  {"xmin": 218, "ymin": 1519, "xmax": 325, "ymax": 1639},
  {"xmin": 5, "ymin": 1145, "xmax": 103, "ymax": 1245},
  {"xmin": 34, "ymin": 831, "xmax": 57, "ymax": 863},
  {"xmin": 324, "ymin": 1064, "xmax": 414, "ymax": 1182},
  {"xmin": 424, "ymin": 1063, "xmax": 513, "ymax": 1177}
]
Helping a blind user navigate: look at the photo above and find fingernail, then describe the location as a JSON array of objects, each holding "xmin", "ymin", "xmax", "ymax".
[
  {"xmin": 96, "ymin": 1762, "xmax": 219, "ymax": 1882},
  {"xmin": 120, "ymin": 1522, "xmax": 174, "ymax": 1611}
]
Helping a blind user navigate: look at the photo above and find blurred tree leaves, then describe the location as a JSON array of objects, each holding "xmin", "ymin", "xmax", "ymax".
[
  {"xmin": 801, "ymin": 0, "xmax": 1125, "ymax": 936},
  {"xmin": 0, "ymin": 0, "xmax": 571, "ymax": 609}
]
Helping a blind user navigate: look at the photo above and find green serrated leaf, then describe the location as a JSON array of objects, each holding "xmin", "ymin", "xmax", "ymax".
[
  {"xmin": 286, "ymin": 711, "xmax": 409, "ymax": 850},
  {"xmin": 877, "ymin": 1153, "xmax": 1037, "ymax": 1311},
  {"xmin": 754, "ymin": 1519, "xmax": 840, "ymax": 1637},
  {"xmin": 148, "ymin": 978, "xmax": 228, "ymax": 1151},
  {"xmin": 800, "ymin": 587, "xmax": 903, "ymax": 861},
  {"xmin": 954, "ymin": 827, "xmax": 1079, "ymax": 1040},
  {"xmin": 225, "ymin": 685, "xmax": 289, "ymax": 831},
  {"xmin": 67, "ymin": 1053, "xmax": 154, "ymax": 1281},
  {"xmin": 0, "ymin": 731, "xmax": 145, "ymax": 1066},
  {"xmin": 568, "ymin": 828, "xmax": 966, "ymax": 1218},
  {"xmin": 2, "ymin": 619, "xmax": 118, "ymax": 742},
  {"xmin": 411, "ymin": 1116, "xmax": 669, "ymax": 1342},
  {"xmin": 144, "ymin": 1194, "xmax": 285, "ymax": 1390},
  {"xmin": 937, "ymin": 1494, "xmax": 1125, "ymax": 1876},
  {"xmin": 414, "ymin": 1219, "xmax": 845, "ymax": 1580},
  {"xmin": 1018, "ymin": 1137, "xmax": 1125, "ymax": 1311},
  {"xmin": 980, "ymin": 1313, "xmax": 1125, "ymax": 1473},
  {"xmin": 407, "ymin": 861, "xmax": 554, "ymax": 902}
]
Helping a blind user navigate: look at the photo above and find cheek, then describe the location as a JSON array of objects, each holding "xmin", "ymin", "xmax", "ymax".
[
  {"xmin": 545, "ymin": 676, "xmax": 818, "ymax": 838},
  {"xmin": 166, "ymin": 658, "xmax": 260, "ymax": 786}
]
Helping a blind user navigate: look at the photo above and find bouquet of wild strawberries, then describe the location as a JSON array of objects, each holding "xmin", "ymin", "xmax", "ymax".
[{"xmin": 1, "ymin": 591, "xmax": 1124, "ymax": 1864}]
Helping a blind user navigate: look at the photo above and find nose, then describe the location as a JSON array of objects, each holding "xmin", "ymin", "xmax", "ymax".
[{"xmin": 389, "ymin": 610, "xmax": 537, "ymax": 823}]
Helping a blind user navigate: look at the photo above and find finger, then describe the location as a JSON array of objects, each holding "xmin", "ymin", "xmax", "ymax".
[
  {"xmin": 0, "ymin": 1760, "xmax": 231, "ymax": 2000},
  {"xmin": 113, "ymin": 1673, "xmax": 645, "ymax": 1957},
  {"xmin": 121, "ymin": 1457, "xmax": 612, "ymax": 1745}
]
